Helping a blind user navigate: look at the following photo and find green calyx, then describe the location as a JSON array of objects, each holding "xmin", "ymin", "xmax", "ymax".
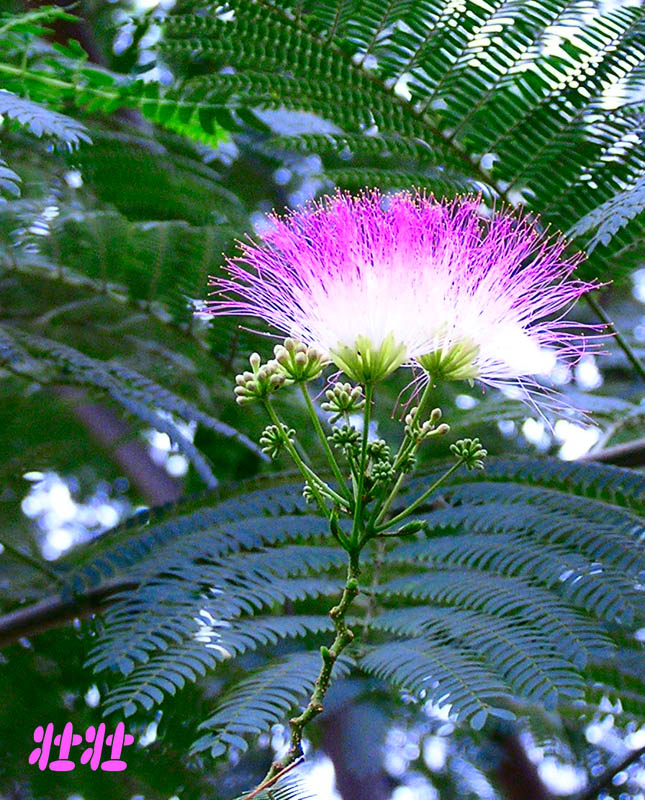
[
  {"xmin": 331, "ymin": 333, "xmax": 407, "ymax": 384},
  {"xmin": 418, "ymin": 338, "xmax": 480, "ymax": 382},
  {"xmin": 274, "ymin": 338, "xmax": 328, "ymax": 382}
]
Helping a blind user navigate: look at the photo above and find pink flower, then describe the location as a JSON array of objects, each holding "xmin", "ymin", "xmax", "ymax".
[{"xmin": 207, "ymin": 190, "xmax": 598, "ymax": 391}]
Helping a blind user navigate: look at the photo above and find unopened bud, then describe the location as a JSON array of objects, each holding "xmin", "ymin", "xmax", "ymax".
[
  {"xmin": 450, "ymin": 437, "xmax": 488, "ymax": 470},
  {"xmin": 404, "ymin": 405, "xmax": 448, "ymax": 442},
  {"xmin": 274, "ymin": 337, "xmax": 327, "ymax": 381},
  {"xmin": 321, "ymin": 381, "xmax": 365, "ymax": 422},
  {"xmin": 233, "ymin": 353, "xmax": 289, "ymax": 404},
  {"xmin": 260, "ymin": 422, "xmax": 295, "ymax": 459}
]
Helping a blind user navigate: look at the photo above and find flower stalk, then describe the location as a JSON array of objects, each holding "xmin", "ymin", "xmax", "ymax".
[
  {"xmin": 208, "ymin": 188, "xmax": 602, "ymax": 797},
  {"xmin": 300, "ymin": 383, "xmax": 351, "ymax": 501},
  {"xmin": 262, "ymin": 399, "xmax": 348, "ymax": 513},
  {"xmin": 253, "ymin": 550, "xmax": 361, "ymax": 794}
]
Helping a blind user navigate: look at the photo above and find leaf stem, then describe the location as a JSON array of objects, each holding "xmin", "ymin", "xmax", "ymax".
[
  {"xmin": 375, "ymin": 460, "xmax": 463, "ymax": 533},
  {"xmin": 370, "ymin": 381, "xmax": 436, "ymax": 530},
  {"xmin": 0, "ymin": 539, "xmax": 64, "ymax": 586},
  {"xmin": 300, "ymin": 383, "xmax": 351, "ymax": 500},
  {"xmin": 392, "ymin": 380, "xmax": 434, "ymax": 471},
  {"xmin": 240, "ymin": 757, "xmax": 304, "ymax": 800},
  {"xmin": 585, "ymin": 293, "xmax": 645, "ymax": 382},
  {"xmin": 372, "ymin": 471, "xmax": 407, "ymax": 528}
]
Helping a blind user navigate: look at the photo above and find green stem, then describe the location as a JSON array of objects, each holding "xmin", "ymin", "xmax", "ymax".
[
  {"xmin": 585, "ymin": 293, "xmax": 645, "ymax": 383},
  {"xmin": 350, "ymin": 383, "xmax": 374, "ymax": 546},
  {"xmin": 251, "ymin": 549, "xmax": 360, "ymax": 795},
  {"xmin": 392, "ymin": 381, "xmax": 434, "ymax": 470},
  {"xmin": 372, "ymin": 471, "xmax": 407, "ymax": 528},
  {"xmin": 369, "ymin": 382, "xmax": 437, "ymax": 531},
  {"xmin": 300, "ymin": 384, "xmax": 351, "ymax": 500},
  {"xmin": 263, "ymin": 400, "xmax": 348, "ymax": 512},
  {"xmin": 0, "ymin": 62, "xmax": 91, "ymax": 93},
  {"xmin": 0, "ymin": 539, "xmax": 63, "ymax": 586},
  {"xmin": 375, "ymin": 460, "xmax": 463, "ymax": 533}
]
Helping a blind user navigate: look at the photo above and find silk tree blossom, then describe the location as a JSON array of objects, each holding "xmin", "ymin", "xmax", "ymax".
[{"xmin": 207, "ymin": 190, "xmax": 599, "ymax": 393}]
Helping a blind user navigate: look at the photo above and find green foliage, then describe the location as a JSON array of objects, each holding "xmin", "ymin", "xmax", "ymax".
[
  {"xmin": 0, "ymin": 90, "xmax": 91, "ymax": 147},
  {"xmin": 53, "ymin": 458, "xmax": 644, "ymax": 756},
  {"xmin": 0, "ymin": 154, "xmax": 20, "ymax": 198},
  {"xmin": 2, "ymin": 0, "xmax": 643, "ymax": 274},
  {"xmin": 0, "ymin": 324, "xmax": 266, "ymax": 485},
  {"xmin": 569, "ymin": 173, "xmax": 645, "ymax": 253},
  {"xmin": 151, "ymin": 0, "xmax": 644, "ymax": 275},
  {"xmin": 0, "ymin": 2, "xmax": 644, "ymax": 797},
  {"xmin": 193, "ymin": 650, "xmax": 352, "ymax": 757}
]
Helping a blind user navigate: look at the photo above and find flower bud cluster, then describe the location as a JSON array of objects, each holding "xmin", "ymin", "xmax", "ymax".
[
  {"xmin": 234, "ymin": 353, "xmax": 286, "ymax": 405},
  {"xmin": 302, "ymin": 482, "xmax": 316, "ymax": 504},
  {"xmin": 329, "ymin": 424, "xmax": 361, "ymax": 454},
  {"xmin": 259, "ymin": 423, "xmax": 295, "ymax": 460},
  {"xmin": 367, "ymin": 439, "xmax": 395, "ymax": 485},
  {"xmin": 273, "ymin": 338, "xmax": 327, "ymax": 382},
  {"xmin": 321, "ymin": 382, "xmax": 365, "ymax": 423},
  {"xmin": 404, "ymin": 406, "xmax": 450, "ymax": 444},
  {"xmin": 302, "ymin": 480, "xmax": 335, "ymax": 505},
  {"xmin": 398, "ymin": 451, "xmax": 417, "ymax": 474},
  {"xmin": 450, "ymin": 437, "xmax": 487, "ymax": 470}
]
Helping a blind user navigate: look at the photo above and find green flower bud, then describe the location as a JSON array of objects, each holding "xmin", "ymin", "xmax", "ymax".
[
  {"xmin": 450, "ymin": 437, "xmax": 488, "ymax": 470},
  {"xmin": 273, "ymin": 338, "xmax": 327, "ymax": 382},
  {"xmin": 321, "ymin": 382, "xmax": 365, "ymax": 422},
  {"xmin": 367, "ymin": 439, "xmax": 391, "ymax": 462},
  {"xmin": 259, "ymin": 423, "xmax": 295, "ymax": 460},
  {"xmin": 234, "ymin": 354, "xmax": 288, "ymax": 405},
  {"xmin": 329, "ymin": 424, "xmax": 361, "ymax": 454},
  {"xmin": 404, "ymin": 406, "xmax": 450, "ymax": 443},
  {"xmin": 371, "ymin": 459, "xmax": 396, "ymax": 484},
  {"xmin": 399, "ymin": 451, "xmax": 417, "ymax": 473}
]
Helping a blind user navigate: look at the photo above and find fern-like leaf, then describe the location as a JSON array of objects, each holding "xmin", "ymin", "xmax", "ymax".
[
  {"xmin": 0, "ymin": 154, "xmax": 20, "ymax": 198},
  {"xmin": 0, "ymin": 90, "xmax": 91, "ymax": 146},
  {"xmin": 360, "ymin": 638, "xmax": 515, "ymax": 730},
  {"xmin": 69, "ymin": 460, "xmax": 643, "ymax": 734},
  {"xmin": 192, "ymin": 651, "xmax": 352, "ymax": 757},
  {"xmin": 568, "ymin": 173, "xmax": 645, "ymax": 253}
]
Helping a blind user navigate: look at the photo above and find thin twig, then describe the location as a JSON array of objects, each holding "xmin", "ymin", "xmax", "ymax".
[
  {"xmin": 240, "ymin": 757, "xmax": 304, "ymax": 800},
  {"xmin": 581, "ymin": 436, "xmax": 645, "ymax": 468},
  {"xmin": 585, "ymin": 293, "xmax": 645, "ymax": 382},
  {"xmin": 0, "ymin": 578, "xmax": 136, "ymax": 650},
  {"xmin": 575, "ymin": 745, "xmax": 645, "ymax": 800},
  {"xmin": 0, "ymin": 540, "xmax": 63, "ymax": 586}
]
